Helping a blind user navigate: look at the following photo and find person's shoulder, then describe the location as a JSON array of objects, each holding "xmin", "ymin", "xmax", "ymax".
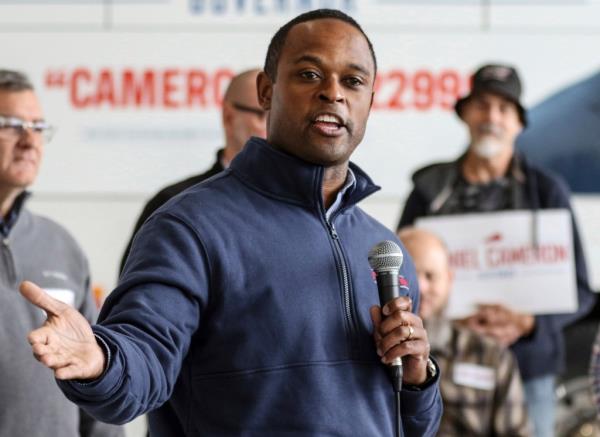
[
  {"xmin": 521, "ymin": 155, "xmax": 572, "ymax": 202},
  {"xmin": 408, "ymin": 160, "xmax": 458, "ymax": 204},
  {"xmin": 351, "ymin": 206, "xmax": 400, "ymax": 241},
  {"xmin": 27, "ymin": 211, "xmax": 87, "ymax": 260},
  {"xmin": 153, "ymin": 173, "xmax": 211, "ymax": 203},
  {"xmin": 525, "ymin": 160, "xmax": 567, "ymax": 187},
  {"xmin": 411, "ymin": 160, "xmax": 456, "ymax": 185},
  {"xmin": 150, "ymin": 170, "xmax": 236, "ymax": 224},
  {"xmin": 145, "ymin": 166, "xmax": 227, "ymax": 212},
  {"xmin": 29, "ymin": 210, "xmax": 76, "ymax": 239}
]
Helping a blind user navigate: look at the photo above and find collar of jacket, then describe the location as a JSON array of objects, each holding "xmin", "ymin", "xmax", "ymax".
[
  {"xmin": 229, "ymin": 137, "xmax": 380, "ymax": 212},
  {"xmin": 0, "ymin": 190, "xmax": 31, "ymax": 237}
]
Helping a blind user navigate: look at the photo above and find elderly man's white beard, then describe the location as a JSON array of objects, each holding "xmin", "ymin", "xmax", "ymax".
[
  {"xmin": 471, "ymin": 137, "xmax": 504, "ymax": 159},
  {"xmin": 471, "ymin": 123, "xmax": 505, "ymax": 159}
]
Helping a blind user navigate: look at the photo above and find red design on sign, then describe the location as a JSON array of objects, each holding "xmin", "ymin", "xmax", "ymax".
[
  {"xmin": 398, "ymin": 275, "xmax": 409, "ymax": 290},
  {"xmin": 44, "ymin": 67, "xmax": 235, "ymax": 110},
  {"xmin": 372, "ymin": 68, "xmax": 470, "ymax": 112},
  {"xmin": 485, "ymin": 232, "xmax": 503, "ymax": 244}
]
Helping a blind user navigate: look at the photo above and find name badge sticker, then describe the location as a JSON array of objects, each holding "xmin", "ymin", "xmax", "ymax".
[
  {"xmin": 45, "ymin": 288, "xmax": 76, "ymax": 308},
  {"xmin": 452, "ymin": 362, "xmax": 496, "ymax": 391}
]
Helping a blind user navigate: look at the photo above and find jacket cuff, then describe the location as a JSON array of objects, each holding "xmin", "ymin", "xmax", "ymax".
[{"xmin": 400, "ymin": 357, "xmax": 441, "ymax": 417}]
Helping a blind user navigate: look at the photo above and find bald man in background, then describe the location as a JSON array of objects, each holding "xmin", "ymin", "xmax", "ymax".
[
  {"xmin": 399, "ymin": 227, "xmax": 531, "ymax": 436},
  {"xmin": 120, "ymin": 68, "xmax": 267, "ymax": 271}
]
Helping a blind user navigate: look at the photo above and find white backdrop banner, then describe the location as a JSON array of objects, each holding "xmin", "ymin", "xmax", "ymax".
[{"xmin": 1, "ymin": 31, "xmax": 598, "ymax": 197}]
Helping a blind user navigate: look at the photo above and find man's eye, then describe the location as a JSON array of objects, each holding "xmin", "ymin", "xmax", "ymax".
[
  {"xmin": 7, "ymin": 122, "xmax": 24, "ymax": 132},
  {"xmin": 2, "ymin": 119, "xmax": 22, "ymax": 129},
  {"xmin": 300, "ymin": 71, "xmax": 319, "ymax": 80},
  {"xmin": 346, "ymin": 77, "xmax": 363, "ymax": 87},
  {"xmin": 32, "ymin": 122, "xmax": 48, "ymax": 133}
]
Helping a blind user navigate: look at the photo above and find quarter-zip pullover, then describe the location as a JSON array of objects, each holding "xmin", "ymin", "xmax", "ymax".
[{"xmin": 60, "ymin": 137, "xmax": 442, "ymax": 436}]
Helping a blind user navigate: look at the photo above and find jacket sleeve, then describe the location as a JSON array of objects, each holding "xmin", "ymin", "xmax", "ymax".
[
  {"xmin": 74, "ymin": 250, "xmax": 126, "ymax": 435},
  {"xmin": 400, "ymin": 361, "xmax": 443, "ymax": 436},
  {"xmin": 59, "ymin": 212, "xmax": 210, "ymax": 425},
  {"xmin": 118, "ymin": 191, "xmax": 170, "ymax": 275}
]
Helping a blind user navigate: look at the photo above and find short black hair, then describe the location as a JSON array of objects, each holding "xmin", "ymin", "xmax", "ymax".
[
  {"xmin": 0, "ymin": 69, "xmax": 34, "ymax": 92},
  {"xmin": 263, "ymin": 9, "xmax": 377, "ymax": 82}
]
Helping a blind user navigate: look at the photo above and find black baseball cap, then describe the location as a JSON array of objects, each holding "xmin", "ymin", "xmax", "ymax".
[{"xmin": 455, "ymin": 63, "xmax": 527, "ymax": 126}]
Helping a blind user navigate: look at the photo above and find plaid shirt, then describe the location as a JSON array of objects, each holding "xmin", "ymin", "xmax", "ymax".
[{"xmin": 427, "ymin": 318, "xmax": 532, "ymax": 436}]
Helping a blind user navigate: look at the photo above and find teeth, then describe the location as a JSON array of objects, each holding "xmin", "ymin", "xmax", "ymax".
[{"xmin": 315, "ymin": 114, "xmax": 342, "ymax": 124}]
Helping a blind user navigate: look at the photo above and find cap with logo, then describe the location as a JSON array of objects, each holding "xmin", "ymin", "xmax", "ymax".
[{"xmin": 455, "ymin": 63, "xmax": 527, "ymax": 126}]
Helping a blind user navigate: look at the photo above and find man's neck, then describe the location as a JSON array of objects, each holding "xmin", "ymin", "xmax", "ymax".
[
  {"xmin": 221, "ymin": 141, "xmax": 245, "ymax": 168},
  {"xmin": 462, "ymin": 147, "xmax": 513, "ymax": 184},
  {"xmin": 221, "ymin": 146, "xmax": 236, "ymax": 168},
  {"xmin": 322, "ymin": 164, "xmax": 349, "ymax": 209},
  {"xmin": 0, "ymin": 187, "xmax": 23, "ymax": 219}
]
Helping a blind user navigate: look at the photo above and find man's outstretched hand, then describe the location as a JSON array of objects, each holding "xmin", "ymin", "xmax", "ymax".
[{"xmin": 20, "ymin": 281, "xmax": 106, "ymax": 380}]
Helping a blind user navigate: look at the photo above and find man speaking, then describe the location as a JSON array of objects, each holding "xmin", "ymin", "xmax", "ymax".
[{"xmin": 21, "ymin": 9, "xmax": 442, "ymax": 436}]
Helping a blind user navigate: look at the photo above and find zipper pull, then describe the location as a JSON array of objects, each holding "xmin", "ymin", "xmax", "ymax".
[
  {"xmin": 2, "ymin": 238, "xmax": 9, "ymax": 247},
  {"xmin": 328, "ymin": 222, "xmax": 339, "ymax": 239}
]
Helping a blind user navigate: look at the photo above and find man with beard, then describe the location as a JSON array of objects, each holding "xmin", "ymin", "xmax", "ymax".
[
  {"xmin": 397, "ymin": 63, "xmax": 595, "ymax": 437},
  {"xmin": 19, "ymin": 9, "xmax": 442, "ymax": 436}
]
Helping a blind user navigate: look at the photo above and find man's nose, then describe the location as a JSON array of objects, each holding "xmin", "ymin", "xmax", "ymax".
[
  {"xmin": 16, "ymin": 128, "xmax": 37, "ymax": 147},
  {"xmin": 318, "ymin": 77, "xmax": 345, "ymax": 103},
  {"xmin": 482, "ymin": 106, "xmax": 502, "ymax": 124}
]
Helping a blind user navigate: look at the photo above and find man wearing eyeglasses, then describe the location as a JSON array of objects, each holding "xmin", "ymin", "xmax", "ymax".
[
  {"xmin": 0, "ymin": 69, "xmax": 122, "ymax": 437},
  {"xmin": 119, "ymin": 68, "xmax": 267, "ymax": 272}
]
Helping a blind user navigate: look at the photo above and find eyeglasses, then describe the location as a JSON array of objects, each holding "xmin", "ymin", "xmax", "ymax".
[
  {"xmin": 0, "ymin": 115, "xmax": 55, "ymax": 143},
  {"xmin": 231, "ymin": 102, "xmax": 266, "ymax": 119}
]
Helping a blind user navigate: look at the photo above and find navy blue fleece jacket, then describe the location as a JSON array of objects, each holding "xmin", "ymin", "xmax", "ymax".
[{"xmin": 60, "ymin": 137, "xmax": 442, "ymax": 436}]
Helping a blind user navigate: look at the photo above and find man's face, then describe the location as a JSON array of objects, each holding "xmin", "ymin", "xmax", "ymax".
[
  {"xmin": 258, "ymin": 18, "xmax": 375, "ymax": 167},
  {"xmin": 0, "ymin": 90, "xmax": 45, "ymax": 190},
  {"xmin": 223, "ymin": 75, "xmax": 267, "ymax": 154},
  {"xmin": 461, "ymin": 92, "xmax": 523, "ymax": 160},
  {"xmin": 404, "ymin": 237, "xmax": 453, "ymax": 320}
]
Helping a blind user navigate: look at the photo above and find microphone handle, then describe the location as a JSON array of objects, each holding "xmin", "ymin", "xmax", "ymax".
[
  {"xmin": 375, "ymin": 271, "xmax": 403, "ymax": 369},
  {"xmin": 375, "ymin": 270, "xmax": 400, "ymax": 305}
]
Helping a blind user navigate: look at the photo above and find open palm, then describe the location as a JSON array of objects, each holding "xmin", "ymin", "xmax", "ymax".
[{"xmin": 20, "ymin": 281, "xmax": 106, "ymax": 380}]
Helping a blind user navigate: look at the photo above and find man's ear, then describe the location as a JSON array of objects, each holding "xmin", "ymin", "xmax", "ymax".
[
  {"xmin": 257, "ymin": 71, "xmax": 273, "ymax": 111},
  {"xmin": 222, "ymin": 101, "xmax": 233, "ymax": 129}
]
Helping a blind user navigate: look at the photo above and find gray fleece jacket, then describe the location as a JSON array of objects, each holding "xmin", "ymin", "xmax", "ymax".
[{"xmin": 0, "ymin": 196, "xmax": 122, "ymax": 437}]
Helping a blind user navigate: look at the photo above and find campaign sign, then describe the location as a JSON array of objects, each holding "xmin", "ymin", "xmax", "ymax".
[{"xmin": 416, "ymin": 209, "xmax": 577, "ymax": 318}]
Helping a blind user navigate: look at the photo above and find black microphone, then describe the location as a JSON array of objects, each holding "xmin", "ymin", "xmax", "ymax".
[{"xmin": 368, "ymin": 240, "xmax": 404, "ymax": 393}]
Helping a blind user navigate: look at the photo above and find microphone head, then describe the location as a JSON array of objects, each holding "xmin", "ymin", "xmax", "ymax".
[{"xmin": 368, "ymin": 240, "xmax": 404, "ymax": 274}]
